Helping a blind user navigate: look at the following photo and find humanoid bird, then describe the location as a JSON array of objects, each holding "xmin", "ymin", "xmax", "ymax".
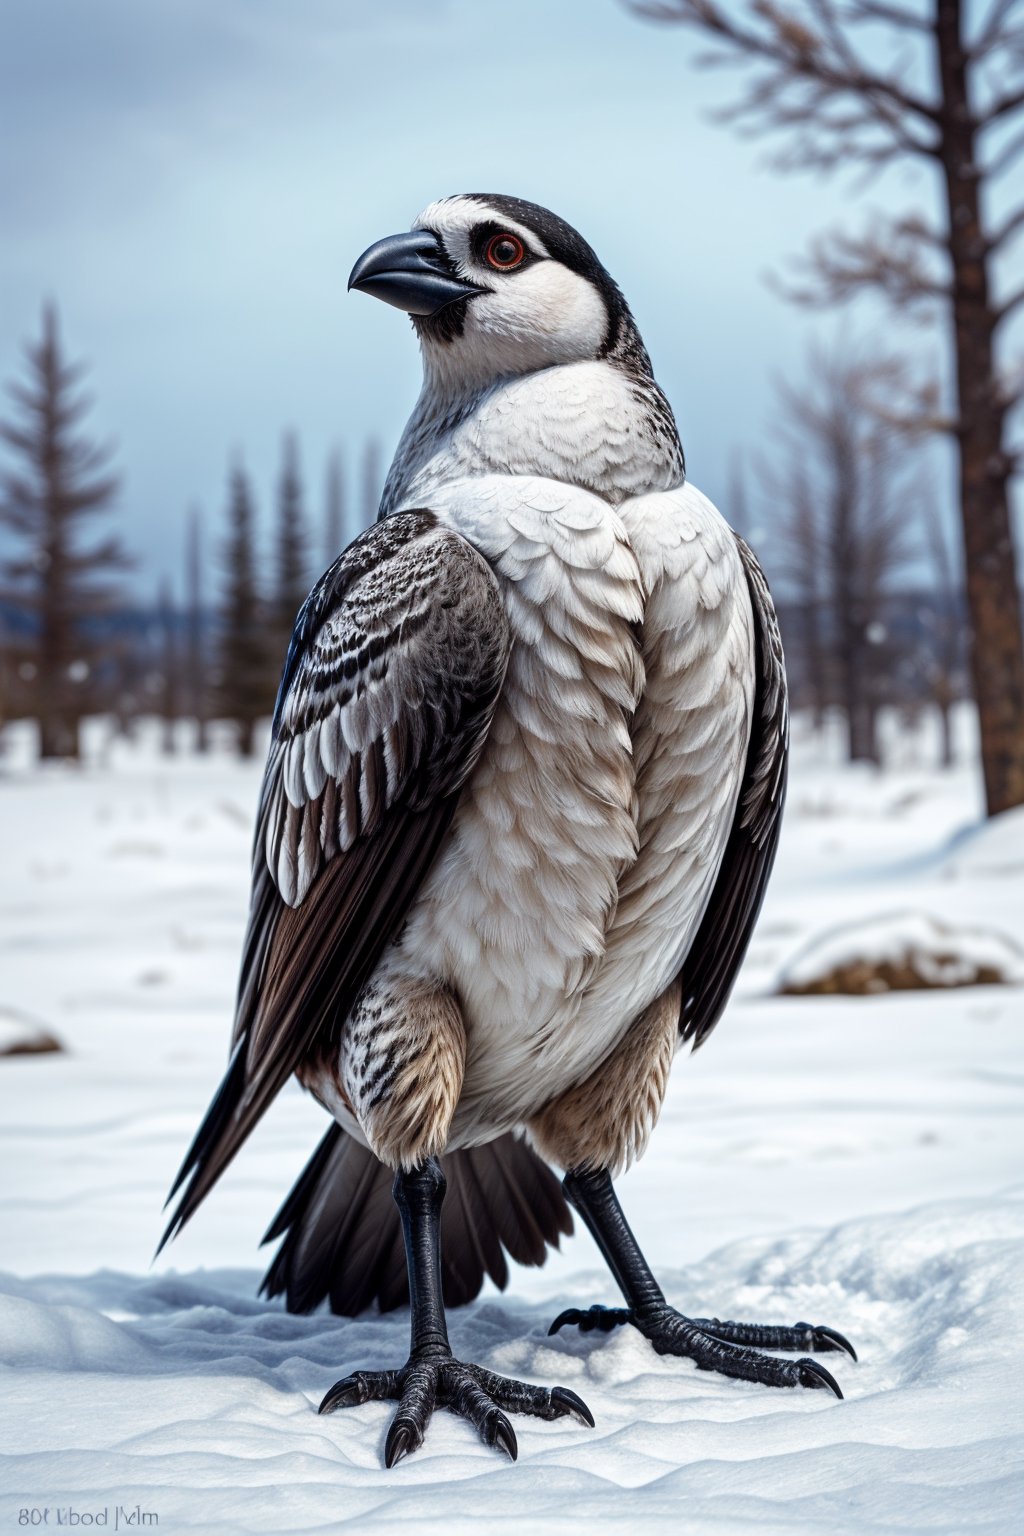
[{"xmin": 161, "ymin": 194, "xmax": 855, "ymax": 1466}]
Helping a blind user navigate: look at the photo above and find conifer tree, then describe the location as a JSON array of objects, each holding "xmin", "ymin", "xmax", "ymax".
[
  {"xmin": 185, "ymin": 507, "xmax": 208, "ymax": 753},
  {"xmin": 157, "ymin": 577, "xmax": 179, "ymax": 756},
  {"xmin": 0, "ymin": 304, "xmax": 128, "ymax": 759},
  {"xmin": 274, "ymin": 432, "xmax": 309, "ymax": 647},
  {"xmin": 361, "ymin": 438, "xmax": 383, "ymax": 529},
  {"xmin": 324, "ymin": 448, "xmax": 347, "ymax": 566},
  {"xmin": 218, "ymin": 459, "xmax": 270, "ymax": 758}
]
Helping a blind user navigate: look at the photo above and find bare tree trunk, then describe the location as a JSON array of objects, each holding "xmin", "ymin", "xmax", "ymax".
[
  {"xmin": 936, "ymin": 1, "xmax": 1024, "ymax": 814},
  {"xmin": 937, "ymin": 697, "xmax": 954, "ymax": 769},
  {"xmin": 237, "ymin": 717, "xmax": 256, "ymax": 758},
  {"xmin": 802, "ymin": 599, "xmax": 829, "ymax": 730}
]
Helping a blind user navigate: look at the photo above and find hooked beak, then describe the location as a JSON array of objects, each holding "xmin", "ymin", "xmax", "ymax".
[{"xmin": 347, "ymin": 230, "xmax": 483, "ymax": 316}]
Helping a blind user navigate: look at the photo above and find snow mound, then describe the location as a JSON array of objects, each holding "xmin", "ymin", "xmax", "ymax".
[
  {"xmin": 940, "ymin": 805, "xmax": 1024, "ymax": 880},
  {"xmin": 777, "ymin": 910, "xmax": 1024, "ymax": 995},
  {"xmin": 2, "ymin": 1194, "xmax": 1022, "ymax": 1534},
  {"xmin": 0, "ymin": 1006, "xmax": 63, "ymax": 1056}
]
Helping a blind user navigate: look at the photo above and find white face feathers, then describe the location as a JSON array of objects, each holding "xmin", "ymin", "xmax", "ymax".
[{"xmin": 411, "ymin": 197, "xmax": 612, "ymax": 387}]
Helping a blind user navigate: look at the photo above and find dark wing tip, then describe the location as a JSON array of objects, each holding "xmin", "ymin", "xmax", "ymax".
[{"xmin": 678, "ymin": 534, "xmax": 789, "ymax": 1050}]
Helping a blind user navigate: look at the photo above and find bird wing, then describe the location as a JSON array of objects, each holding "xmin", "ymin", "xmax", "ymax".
[
  {"xmin": 159, "ymin": 509, "xmax": 511, "ymax": 1249},
  {"xmin": 677, "ymin": 532, "xmax": 789, "ymax": 1049}
]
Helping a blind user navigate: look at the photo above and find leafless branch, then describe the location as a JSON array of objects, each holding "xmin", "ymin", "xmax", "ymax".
[
  {"xmin": 970, "ymin": 0, "xmax": 1024, "ymax": 57},
  {"xmin": 844, "ymin": 0, "xmax": 932, "ymax": 34},
  {"xmin": 778, "ymin": 216, "xmax": 952, "ymax": 313},
  {"xmin": 631, "ymin": 1, "xmax": 942, "ymax": 144},
  {"xmin": 989, "ymin": 201, "xmax": 1024, "ymax": 251},
  {"xmin": 996, "ymin": 282, "xmax": 1024, "ymax": 326},
  {"xmin": 986, "ymin": 84, "xmax": 1024, "ymax": 122},
  {"xmin": 986, "ymin": 120, "xmax": 1024, "ymax": 176}
]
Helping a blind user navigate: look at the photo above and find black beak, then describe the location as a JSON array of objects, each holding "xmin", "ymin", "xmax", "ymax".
[{"xmin": 347, "ymin": 230, "xmax": 483, "ymax": 317}]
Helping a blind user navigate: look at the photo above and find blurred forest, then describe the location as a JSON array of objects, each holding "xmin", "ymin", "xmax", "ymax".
[
  {"xmin": 0, "ymin": 1, "xmax": 1021, "ymax": 802},
  {"xmin": 0, "ymin": 304, "xmax": 384, "ymax": 761}
]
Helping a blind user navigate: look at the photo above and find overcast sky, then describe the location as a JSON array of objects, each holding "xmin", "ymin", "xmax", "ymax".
[{"xmin": 0, "ymin": 0, "xmax": 944, "ymax": 592}]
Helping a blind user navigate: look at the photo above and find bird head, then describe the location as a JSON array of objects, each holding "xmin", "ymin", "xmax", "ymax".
[{"xmin": 348, "ymin": 194, "xmax": 649, "ymax": 391}]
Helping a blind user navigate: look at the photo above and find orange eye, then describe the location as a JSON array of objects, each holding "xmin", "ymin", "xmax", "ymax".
[{"xmin": 485, "ymin": 233, "xmax": 526, "ymax": 270}]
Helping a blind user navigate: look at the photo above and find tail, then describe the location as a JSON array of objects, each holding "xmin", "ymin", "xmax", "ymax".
[{"xmin": 260, "ymin": 1127, "xmax": 573, "ymax": 1314}]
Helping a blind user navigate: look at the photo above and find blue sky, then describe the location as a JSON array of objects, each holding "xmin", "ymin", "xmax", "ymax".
[{"xmin": 0, "ymin": 0, "xmax": 946, "ymax": 592}]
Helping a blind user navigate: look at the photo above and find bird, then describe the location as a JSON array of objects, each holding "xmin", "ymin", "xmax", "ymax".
[{"xmin": 160, "ymin": 193, "xmax": 855, "ymax": 1467}]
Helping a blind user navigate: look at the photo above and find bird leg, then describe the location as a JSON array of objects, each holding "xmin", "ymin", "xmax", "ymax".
[
  {"xmin": 319, "ymin": 1156, "xmax": 594, "ymax": 1466},
  {"xmin": 549, "ymin": 1166, "xmax": 854, "ymax": 1396}
]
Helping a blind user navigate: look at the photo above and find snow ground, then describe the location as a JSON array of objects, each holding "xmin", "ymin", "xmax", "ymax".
[{"xmin": 1, "ymin": 712, "xmax": 1022, "ymax": 1533}]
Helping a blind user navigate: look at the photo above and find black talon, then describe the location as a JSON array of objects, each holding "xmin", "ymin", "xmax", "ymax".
[
  {"xmin": 796, "ymin": 1358, "xmax": 844, "ymax": 1398},
  {"xmin": 492, "ymin": 1416, "xmax": 518, "ymax": 1460},
  {"xmin": 385, "ymin": 1420, "xmax": 417, "ymax": 1468},
  {"xmin": 548, "ymin": 1303, "xmax": 630, "ymax": 1336},
  {"xmin": 804, "ymin": 1324, "xmax": 858, "ymax": 1361},
  {"xmin": 319, "ymin": 1374, "xmax": 369, "ymax": 1413},
  {"xmin": 559, "ymin": 1166, "xmax": 852, "ymax": 1404},
  {"xmin": 322, "ymin": 1162, "xmax": 595, "ymax": 1465},
  {"xmin": 551, "ymin": 1386, "xmax": 596, "ymax": 1426}
]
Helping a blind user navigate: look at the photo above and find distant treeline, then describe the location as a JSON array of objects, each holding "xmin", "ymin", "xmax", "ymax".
[
  {"xmin": 0, "ymin": 305, "xmax": 384, "ymax": 760},
  {"xmin": 0, "ymin": 303, "xmax": 983, "ymax": 771}
]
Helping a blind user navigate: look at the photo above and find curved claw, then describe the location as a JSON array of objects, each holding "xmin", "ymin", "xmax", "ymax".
[
  {"xmin": 385, "ymin": 1419, "xmax": 420, "ymax": 1468},
  {"xmin": 805, "ymin": 1323, "xmax": 858, "ymax": 1362},
  {"xmin": 551, "ymin": 1386, "xmax": 596, "ymax": 1427},
  {"xmin": 548, "ymin": 1307, "xmax": 590, "ymax": 1336},
  {"xmin": 548, "ymin": 1304, "xmax": 630, "ymax": 1337},
  {"xmin": 319, "ymin": 1375, "xmax": 363, "ymax": 1414},
  {"xmin": 491, "ymin": 1415, "xmax": 518, "ymax": 1461},
  {"xmin": 796, "ymin": 1358, "xmax": 844, "ymax": 1399}
]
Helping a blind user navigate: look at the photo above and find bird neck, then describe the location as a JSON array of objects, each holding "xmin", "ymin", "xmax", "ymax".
[{"xmin": 381, "ymin": 359, "xmax": 685, "ymax": 516}]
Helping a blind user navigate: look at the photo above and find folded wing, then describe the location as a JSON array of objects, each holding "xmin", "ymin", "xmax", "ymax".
[
  {"xmin": 159, "ymin": 509, "xmax": 510, "ymax": 1249},
  {"xmin": 678, "ymin": 534, "xmax": 789, "ymax": 1048}
]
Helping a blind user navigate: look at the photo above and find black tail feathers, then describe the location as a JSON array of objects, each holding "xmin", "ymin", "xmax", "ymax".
[{"xmin": 260, "ymin": 1126, "xmax": 573, "ymax": 1315}]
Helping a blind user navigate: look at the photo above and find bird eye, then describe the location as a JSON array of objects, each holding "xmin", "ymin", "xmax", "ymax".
[{"xmin": 485, "ymin": 233, "xmax": 526, "ymax": 271}]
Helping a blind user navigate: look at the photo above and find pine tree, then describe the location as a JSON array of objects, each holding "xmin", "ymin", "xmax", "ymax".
[
  {"xmin": 185, "ymin": 507, "xmax": 208, "ymax": 753},
  {"xmin": 218, "ymin": 459, "xmax": 270, "ymax": 758},
  {"xmin": 156, "ymin": 578, "xmax": 179, "ymax": 756},
  {"xmin": 361, "ymin": 438, "xmax": 383, "ymax": 529},
  {"xmin": 0, "ymin": 304, "xmax": 129, "ymax": 759},
  {"xmin": 274, "ymin": 432, "xmax": 309, "ymax": 648},
  {"xmin": 324, "ymin": 448, "xmax": 347, "ymax": 566}
]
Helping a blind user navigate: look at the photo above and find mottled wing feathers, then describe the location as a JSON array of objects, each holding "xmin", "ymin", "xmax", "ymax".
[
  {"xmin": 159, "ymin": 511, "xmax": 510, "ymax": 1250},
  {"xmin": 678, "ymin": 534, "xmax": 789, "ymax": 1049},
  {"xmin": 260, "ymin": 1127, "xmax": 573, "ymax": 1315}
]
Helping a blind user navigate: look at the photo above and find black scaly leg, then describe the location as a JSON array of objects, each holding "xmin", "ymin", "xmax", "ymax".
[
  {"xmin": 319, "ymin": 1157, "xmax": 594, "ymax": 1466},
  {"xmin": 549, "ymin": 1167, "xmax": 854, "ymax": 1396}
]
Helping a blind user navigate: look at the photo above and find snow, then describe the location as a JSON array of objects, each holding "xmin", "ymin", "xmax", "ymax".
[
  {"xmin": 1, "ymin": 711, "xmax": 1022, "ymax": 1532},
  {"xmin": 776, "ymin": 909, "xmax": 1024, "ymax": 991},
  {"xmin": 0, "ymin": 1005, "xmax": 64, "ymax": 1055}
]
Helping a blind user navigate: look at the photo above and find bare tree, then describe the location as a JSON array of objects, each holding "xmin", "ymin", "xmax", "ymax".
[
  {"xmin": 0, "ymin": 304, "xmax": 129, "ymax": 759},
  {"xmin": 920, "ymin": 498, "xmax": 968, "ymax": 766},
  {"xmin": 728, "ymin": 451, "xmax": 751, "ymax": 541},
  {"xmin": 184, "ymin": 507, "xmax": 208, "ymax": 753},
  {"xmin": 773, "ymin": 453, "xmax": 833, "ymax": 728},
  {"xmin": 768, "ymin": 348, "xmax": 917, "ymax": 763},
  {"xmin": 633, "ymin": 0, "xmax": 1024, "ymax": 813}
]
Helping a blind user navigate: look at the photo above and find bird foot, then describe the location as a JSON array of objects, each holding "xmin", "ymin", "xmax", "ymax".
[
  {"xmin": 548, "ymin": 1303, "xmax": 854, "ymax": 1396},
  {"xmin": 319, "ymin": 1350, "xmax": 594, "ymax": 1466}
]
